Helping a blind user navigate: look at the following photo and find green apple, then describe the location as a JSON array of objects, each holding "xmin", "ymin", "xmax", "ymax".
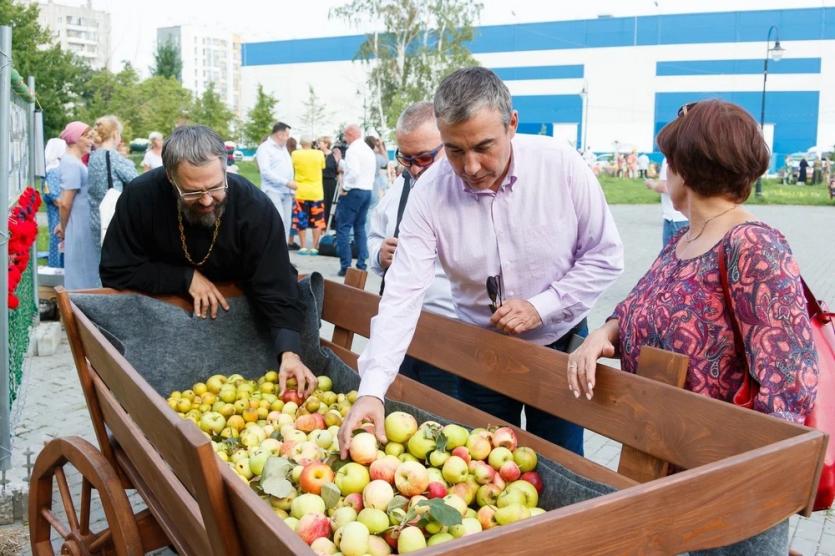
[
  {"xmin": 331, "ymin": 506, "xmax": 357, "ymax": 530},
  {"xmin": 310, "ymin": 536, "xmax": 337, "ymax": 555},
  {"xmin": 384, "ymin": 442, "xmax": 405, "ymax": 457},
  {"xmin": 442, "ymin": 493, "xmax": 468, "ymax": 516},
  {"xmin": 337, "ymin": 521, "xmax": 370, "ymax": 556},
  {"xmin": 442, "ymin": 423, "xmax": 469, "ymax": 450},
  {"xmin": 397, "ymin": 525, "xmax": 427, "ymax": 554},
  {"xmin": 449, "ymin": 516, "xmax": 482, "ymax": 538},
  {"xmin": 199, "ymin": 411, "xmax": 226, "ymax": 435},
  {"xmin": 234, "ymin": 458, "xmax": 253, "ymax": 480},
  {"xmin": 367, "ymin": 534, "xmax": 392, "ymax": 556},
  {"xmin": 310, "ymin": 429, "xmax": 333, "ymax": 449},
  {"xmin": 466, "ymin": 434, "xmax": 492, "ymax": 461},
  {"xmin": 384, "ymin": 411, "xmax": 419, "ymax": 443},
  {"xmin": 407, "ymin": 427, "xmax": 436, "ymax": 460},
  {"xmin": 441, "ymin": 456, "xmax": 469, "ymax": 484},
  {"xmin": 428, "ymin": 450, "xmax": 451, "ymax": 468},
  {"xmin": 357, "ymin": 508, "xmax": 389, "ymax": 534},
  {"xmin": 362, "ymin": 479, "xmax": 394, "ymax": 510},
  {"xmin": 248, "ymin": 448, "xmax": 271, "ymax": 477},
  {"xmin": 505, "ymin": 479, "xmax": 539, "ymax": 508},
  {"xmin": 487, "ymin": 446, "xmax": 514, "ymax": 471},
  {"xmin": 427, "ymin": 467, "xmax": 447, "ymax": 486},
  {"xmin": 512, "ymin": 446, "xmax": 538, "ymax": 472},
  {"xmin": 291, "ymin": 493, "xmax": 326, "ymax": 519},
  {"xmin": 283, "ymin": 516, "xmax": 299, "ymax": 531},
  {"xmin": 399, "ymin": 453, "xmax": 418, "ymax": 463},
  {"xmin": 530, "ymin": 507, "xmax": 546, "ymax": 517},
  {"xmin": 494, "ymin": 503, "xmax": 530, "ymax": 525},
  {"xmin": 335, "ymin": 462, "xmax": 371, "ymax": 495},
  {"xmin": 428, "ymin": 532, "xmax": 455, "ymax": 546},
  {"xmin": 316, "ymin": 375, "xmax": 333, "ymax": 392}
]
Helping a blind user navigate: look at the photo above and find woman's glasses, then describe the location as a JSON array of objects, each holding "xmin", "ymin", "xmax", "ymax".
[{"xmin": 486, "ymin": 274, "xmax": 503, "ymax": 313}]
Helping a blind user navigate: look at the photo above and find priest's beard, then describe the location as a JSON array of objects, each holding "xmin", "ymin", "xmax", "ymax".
[{"xmin": 178, "ymin": 197, "xmax": 227, "ymax": 227}]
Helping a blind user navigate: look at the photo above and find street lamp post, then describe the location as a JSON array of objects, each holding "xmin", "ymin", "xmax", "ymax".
[
  {"xmin": 756, "ymin": 25, "xmax": 786, "ymax": 197},
  {"xmin": 580, "ymin": 82, "xmax": 589, "ymax": 151}
]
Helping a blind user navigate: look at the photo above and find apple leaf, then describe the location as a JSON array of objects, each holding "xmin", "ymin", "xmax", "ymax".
[
  {"xmin": 435, "ymin": 431, "xmax": 448, "ymax": 453},
  {"xmin": 386, "ymin": 495, "xmax": 409, "ymax": 514},
  {"xmin": 320, "ymin": 482, "xmax": 341, "ymax": 509},
  {"xmin": 418, "ymin": 499, "xmax": 462, "ymax": 527},
  {"xmin": 269, "ymin": 430, "xmax": 281, "ymax": 440},
  {"xmin": 325, "ymin": 454, "xmax": 351, "ymax": 473},
  {"xmin": 260, "ymin": 456, "xmax": 292, "ymax": 488},
  {"xmin": 261, "ymin": 476, "xmax": 295, "ymax": 499}
]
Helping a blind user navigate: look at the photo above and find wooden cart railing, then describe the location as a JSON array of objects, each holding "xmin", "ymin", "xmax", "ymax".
[{"xmin": 31, "ymin": 273, "xmax": 826, "ymax": 555}]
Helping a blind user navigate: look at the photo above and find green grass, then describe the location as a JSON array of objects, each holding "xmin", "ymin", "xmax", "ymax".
[{"xmin": 596, "ymin": 176, "xmax": 833, "ymax": 206}]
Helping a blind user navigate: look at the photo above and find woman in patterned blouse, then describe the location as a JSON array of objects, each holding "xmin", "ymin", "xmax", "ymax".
[{"xmin": 567, "ymin": 99, "xmax": 818, "ymax": 425}]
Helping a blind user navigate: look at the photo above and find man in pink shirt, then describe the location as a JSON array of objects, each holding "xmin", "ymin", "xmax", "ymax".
[{"xmin": 338, "ymin": 67, "xmax": 624, "ymax": 456}]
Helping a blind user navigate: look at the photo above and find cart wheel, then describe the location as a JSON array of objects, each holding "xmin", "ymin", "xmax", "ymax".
[{"xmin": 28, "ymin": 436, "xmax": 143, "ymax": 556}]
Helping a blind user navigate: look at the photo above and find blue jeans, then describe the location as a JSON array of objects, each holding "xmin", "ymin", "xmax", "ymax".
[
  {"xmin": 399, "ymin": 355, "xmax": 460, "ymax": 400},
  {"xmin": 663, "ymin": 219, "xmax": 689, "ymax": 247},
  {"xmin": 336, "ymin": 189, "xmax": 371, "ymax": 271},
  {"xmin": 459, "ymin": 318, "xmax": 589, "ymax": 456}
]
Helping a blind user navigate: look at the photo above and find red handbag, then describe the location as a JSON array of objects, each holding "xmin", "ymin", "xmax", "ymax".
[{"xmin": 718, "ymin": 243, "xmax": 835, "ymax": 510}]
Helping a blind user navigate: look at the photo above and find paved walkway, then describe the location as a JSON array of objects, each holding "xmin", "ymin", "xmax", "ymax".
[{"xmin": 1, "ymin": 204, "xmax": 832, "ymax": 554}]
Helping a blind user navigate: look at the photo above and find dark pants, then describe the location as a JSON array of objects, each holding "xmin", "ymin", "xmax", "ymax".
[
  {"xmin": 459, "ymin": 318, "xmax": 589, "ymax": 456},
  {"xmin": 336, "ymin": 189, "xmax": 371, "ymax": 272},
  {"xmin": 399, "ymin": 355, "xmax": 460, "ymax": 400}
]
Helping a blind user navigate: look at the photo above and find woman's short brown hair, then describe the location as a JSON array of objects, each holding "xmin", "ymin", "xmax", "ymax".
[{"xmin": 656, "ymin": 99, "xmax": 769, "ymax": 202}]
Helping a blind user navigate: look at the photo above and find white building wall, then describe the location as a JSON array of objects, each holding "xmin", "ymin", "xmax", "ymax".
[
  {"xmin": 240, "ymin": 38, "xmax": 835, "ymax": 150},
  {"xmin": 31, "ymin": 0, "xmax": 111, "ymax": 69}
]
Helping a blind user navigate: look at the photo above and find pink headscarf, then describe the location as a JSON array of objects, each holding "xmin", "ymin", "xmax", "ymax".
[{"xmin": 59, "ymin": 121, "xmax": 89, "ymax": 145}]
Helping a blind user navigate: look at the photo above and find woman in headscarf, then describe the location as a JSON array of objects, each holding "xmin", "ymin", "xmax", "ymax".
[
  {"xmin": 55, "ymin": 121, "xmax": 99, "ymax": 289},
  {"xmin": 42, "ymin": 138, "xmax": 66, "ymax": 268}
]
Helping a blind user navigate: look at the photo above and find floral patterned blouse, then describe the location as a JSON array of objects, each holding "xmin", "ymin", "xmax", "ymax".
[{"xmin": 613, "ymin": 222, "xmax": 818, "ymax": 424}]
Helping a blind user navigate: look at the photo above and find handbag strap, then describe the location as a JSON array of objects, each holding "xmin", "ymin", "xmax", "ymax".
[
  {"xmin": 716, "ymin": 241, "xmax": 749, "ymax": 373},
  {"xmin": 380, "ymin": 172, "xmax": 413, "ymax": 296},
  {"xmin": 105, "ymin": 150, "xmax": 114, "ymax": 190}
]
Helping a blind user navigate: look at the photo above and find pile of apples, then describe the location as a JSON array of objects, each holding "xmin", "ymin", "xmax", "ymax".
[{"xmin": 168, "ymin": 372, "xmax": 545, "ymax": 555}]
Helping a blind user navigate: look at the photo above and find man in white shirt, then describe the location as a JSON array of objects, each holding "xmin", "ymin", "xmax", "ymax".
[
  {"xmin": 637, "ymin": 152, "xmax": 650, "ymax": 179},
  {"xmin": 336, "ymin": 123, "xmax": 377, "ymax": 276},
  {"xmin": 368, "ymin": 101, "xmax": 459, "ymax": 399},
  {"xmin": 645, "ymin": 158, "xmax": 689, "ymax": 246},
  {"xmin": 255, "ymin": 122, "xmax": 297, "ymax": 242}
]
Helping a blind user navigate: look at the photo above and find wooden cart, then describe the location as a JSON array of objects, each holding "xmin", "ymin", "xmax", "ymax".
[{"xmin": 30, "ymin": 271, "xmax": 826, "ymax": 555}]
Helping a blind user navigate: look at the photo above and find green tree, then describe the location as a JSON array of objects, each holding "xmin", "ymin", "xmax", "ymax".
[
  {"xmin": 135, "ymin": 76, "xmax": 194, "ymax": 137},
  {"xmin": 73, "ymin": 62, "xmax": 143, "ymax": 140},
  {"xmin": 192, "ymin": 82, "xmax": 233, "ymax": 139},
  {"xmin": 0, "ymin": 0, "xmax": 90, "ymax": 137},
  {"xmin": 331, "ymin": 0, "xmax": 481, "ymax": 136},
  {"xmin": 243, "ymin": 84, "xmax": 278, "ymax": 146},
  {"xmin": 152, "ymin": 39, "xmax": 182, "ymax": 81},
  {"xmin": 300, "ymin": 84, "xmax": 330, "ymax": 138}
]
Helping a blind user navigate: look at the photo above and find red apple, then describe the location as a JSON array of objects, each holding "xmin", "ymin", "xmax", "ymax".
[
  {"xmin": 426, "ymin": 481, "xmax": 448, "ymax": 499},
  {"xmin": 342, "ymin": 492, "xmax": 364, "ymax": 511},
  {"xmin": 394, "ymin": 461, "xmax": 430, "ymax": 497},
  {"xmin": 383, "ymin": 529, "xmax": 399, "ymax": 550},
  {"xmin": 477, "ymin": 505, "xmax": 499, "ymax": 530},
  {"xmin": 369, "ymin": 455, "xmax": 400, "ymax": 484},
  {"xmin": 296, "ymin": 512, "xmax": 331, "ymax": 544},
  {"xmin": 491, "ymin": 427, "xmax": 518, "ymax": 450},
  {"xmin": 449, "ymin": 482, "xmax": 476, "ymax": 505},
  {"xmin": 279, "ymin": 440, "xmax": 297, "ymax": 457},
  {"xmin": 282, "ymin": 390, "xmax": 304, "ymax": 404},
  {"xmin": 451, "ymin": 446, "xmax": 471, "ymax": 464},
  {"xmin": 470, "ymin": 461, "xmax": 496, "ymax": 485},
  {"xmin": 299, "ymin": 462, "xmax": 335, "ymax": 495},
  {"xmin": 520, "ymin": 471, "xmax": 544, "ymax": 494},
  {"xmin": 492, "ymin": 473, "xmax": 506, "ymax": 490},
  {"xmin": 500, "ymin": 461, "xmax": 521, "ymax": 482},
  {"xmin": 295, "ymin": 413, "xmax": 326, "ymax": 433}
]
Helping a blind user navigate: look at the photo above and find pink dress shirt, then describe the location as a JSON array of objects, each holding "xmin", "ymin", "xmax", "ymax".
[{"xmin": 357, "ymin": 134, "xmax": 624, "ymax": 401}]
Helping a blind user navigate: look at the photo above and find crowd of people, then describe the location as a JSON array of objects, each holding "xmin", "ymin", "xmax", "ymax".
[
  {"xmin": 41, "ymin": 66, "xmax": 821, "ymax": 552},
  {"xmin": 40, "ymin": 116, "xmax": 165, "ymax": 289}
]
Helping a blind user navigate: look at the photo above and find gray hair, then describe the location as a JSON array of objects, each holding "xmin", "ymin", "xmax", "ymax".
[
  {"xmin": 396, "ymin": 101, "xmax": 436, "ymax": 134},
  {"xmin": 434, "ymin": 67, "xmax": 513, "ymax": 126},
  {"xmin": 162, "ymin": 125, "xmax": 226, "ymax": 176}
]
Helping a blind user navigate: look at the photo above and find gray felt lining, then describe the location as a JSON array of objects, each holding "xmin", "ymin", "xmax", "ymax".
[{"xmin": 69, "ymin": 273, "xmax": 786, "ymax": 554}]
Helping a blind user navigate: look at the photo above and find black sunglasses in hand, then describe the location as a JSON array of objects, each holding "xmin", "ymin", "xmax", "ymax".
[{"xmin": 486, "ymin": 274, "xmax": 503, "ymax": 313}]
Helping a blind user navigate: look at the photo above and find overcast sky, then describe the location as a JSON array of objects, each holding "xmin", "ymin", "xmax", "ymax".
[{"xmin": 48, "ymin": 0, "xmax": 835, "ymax": 75}]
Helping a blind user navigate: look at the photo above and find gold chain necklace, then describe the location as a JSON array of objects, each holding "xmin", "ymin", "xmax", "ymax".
[
  {"xmin": 683, "ymin": 205, "xmax": 738, "ymax": 243},
  {"xmin": 177, "ymin": 209, "xmax": 222, "ymax": 267}
]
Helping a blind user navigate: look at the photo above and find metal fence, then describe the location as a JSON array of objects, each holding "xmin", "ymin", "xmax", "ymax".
[{"xmin": 1, "ymin": 25, "xmax": 41, "ymax": 471}]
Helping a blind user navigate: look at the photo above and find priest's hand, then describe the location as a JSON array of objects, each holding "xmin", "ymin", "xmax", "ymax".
[
  {"xmin": 278, "ymin": 352, "xmax": 316, "ymax": 398},
  {"xmin": 338, "ymin": 395, "xmax": 387, "ymax": 459},
  {"xmin": 188, "ymin": 270, "xmax": 230, "ymax": 319}
]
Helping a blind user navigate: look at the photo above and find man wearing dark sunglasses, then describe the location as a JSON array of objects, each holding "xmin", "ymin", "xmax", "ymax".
[
  {"xmin": 101, "ymin": 125, "xmax": 317, "ymax": 399},
  {"xmin": 338, "ymin": 68, "xmax": 624, "ymax": 458},
  {"xmin": 367, "ymin": 101, "xmax": 459, "ymax": 399}
]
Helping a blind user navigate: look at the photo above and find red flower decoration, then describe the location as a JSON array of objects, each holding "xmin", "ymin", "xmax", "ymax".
[{"xmin": 6, "ymin": 186, "xmax": 41, "ymax": 308}]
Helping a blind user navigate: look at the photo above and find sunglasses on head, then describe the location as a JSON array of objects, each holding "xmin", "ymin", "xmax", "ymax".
[
  {"xmin": 395, "ymin": 145, "xmax": 443, "ymax": 168},
  {"xmin": 677, "ymin": 102, "xmax": 699, "ymax": 118},
  {"xmin": 486, "ymin": 274, "xmax": 504, "ymax": 313}
]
